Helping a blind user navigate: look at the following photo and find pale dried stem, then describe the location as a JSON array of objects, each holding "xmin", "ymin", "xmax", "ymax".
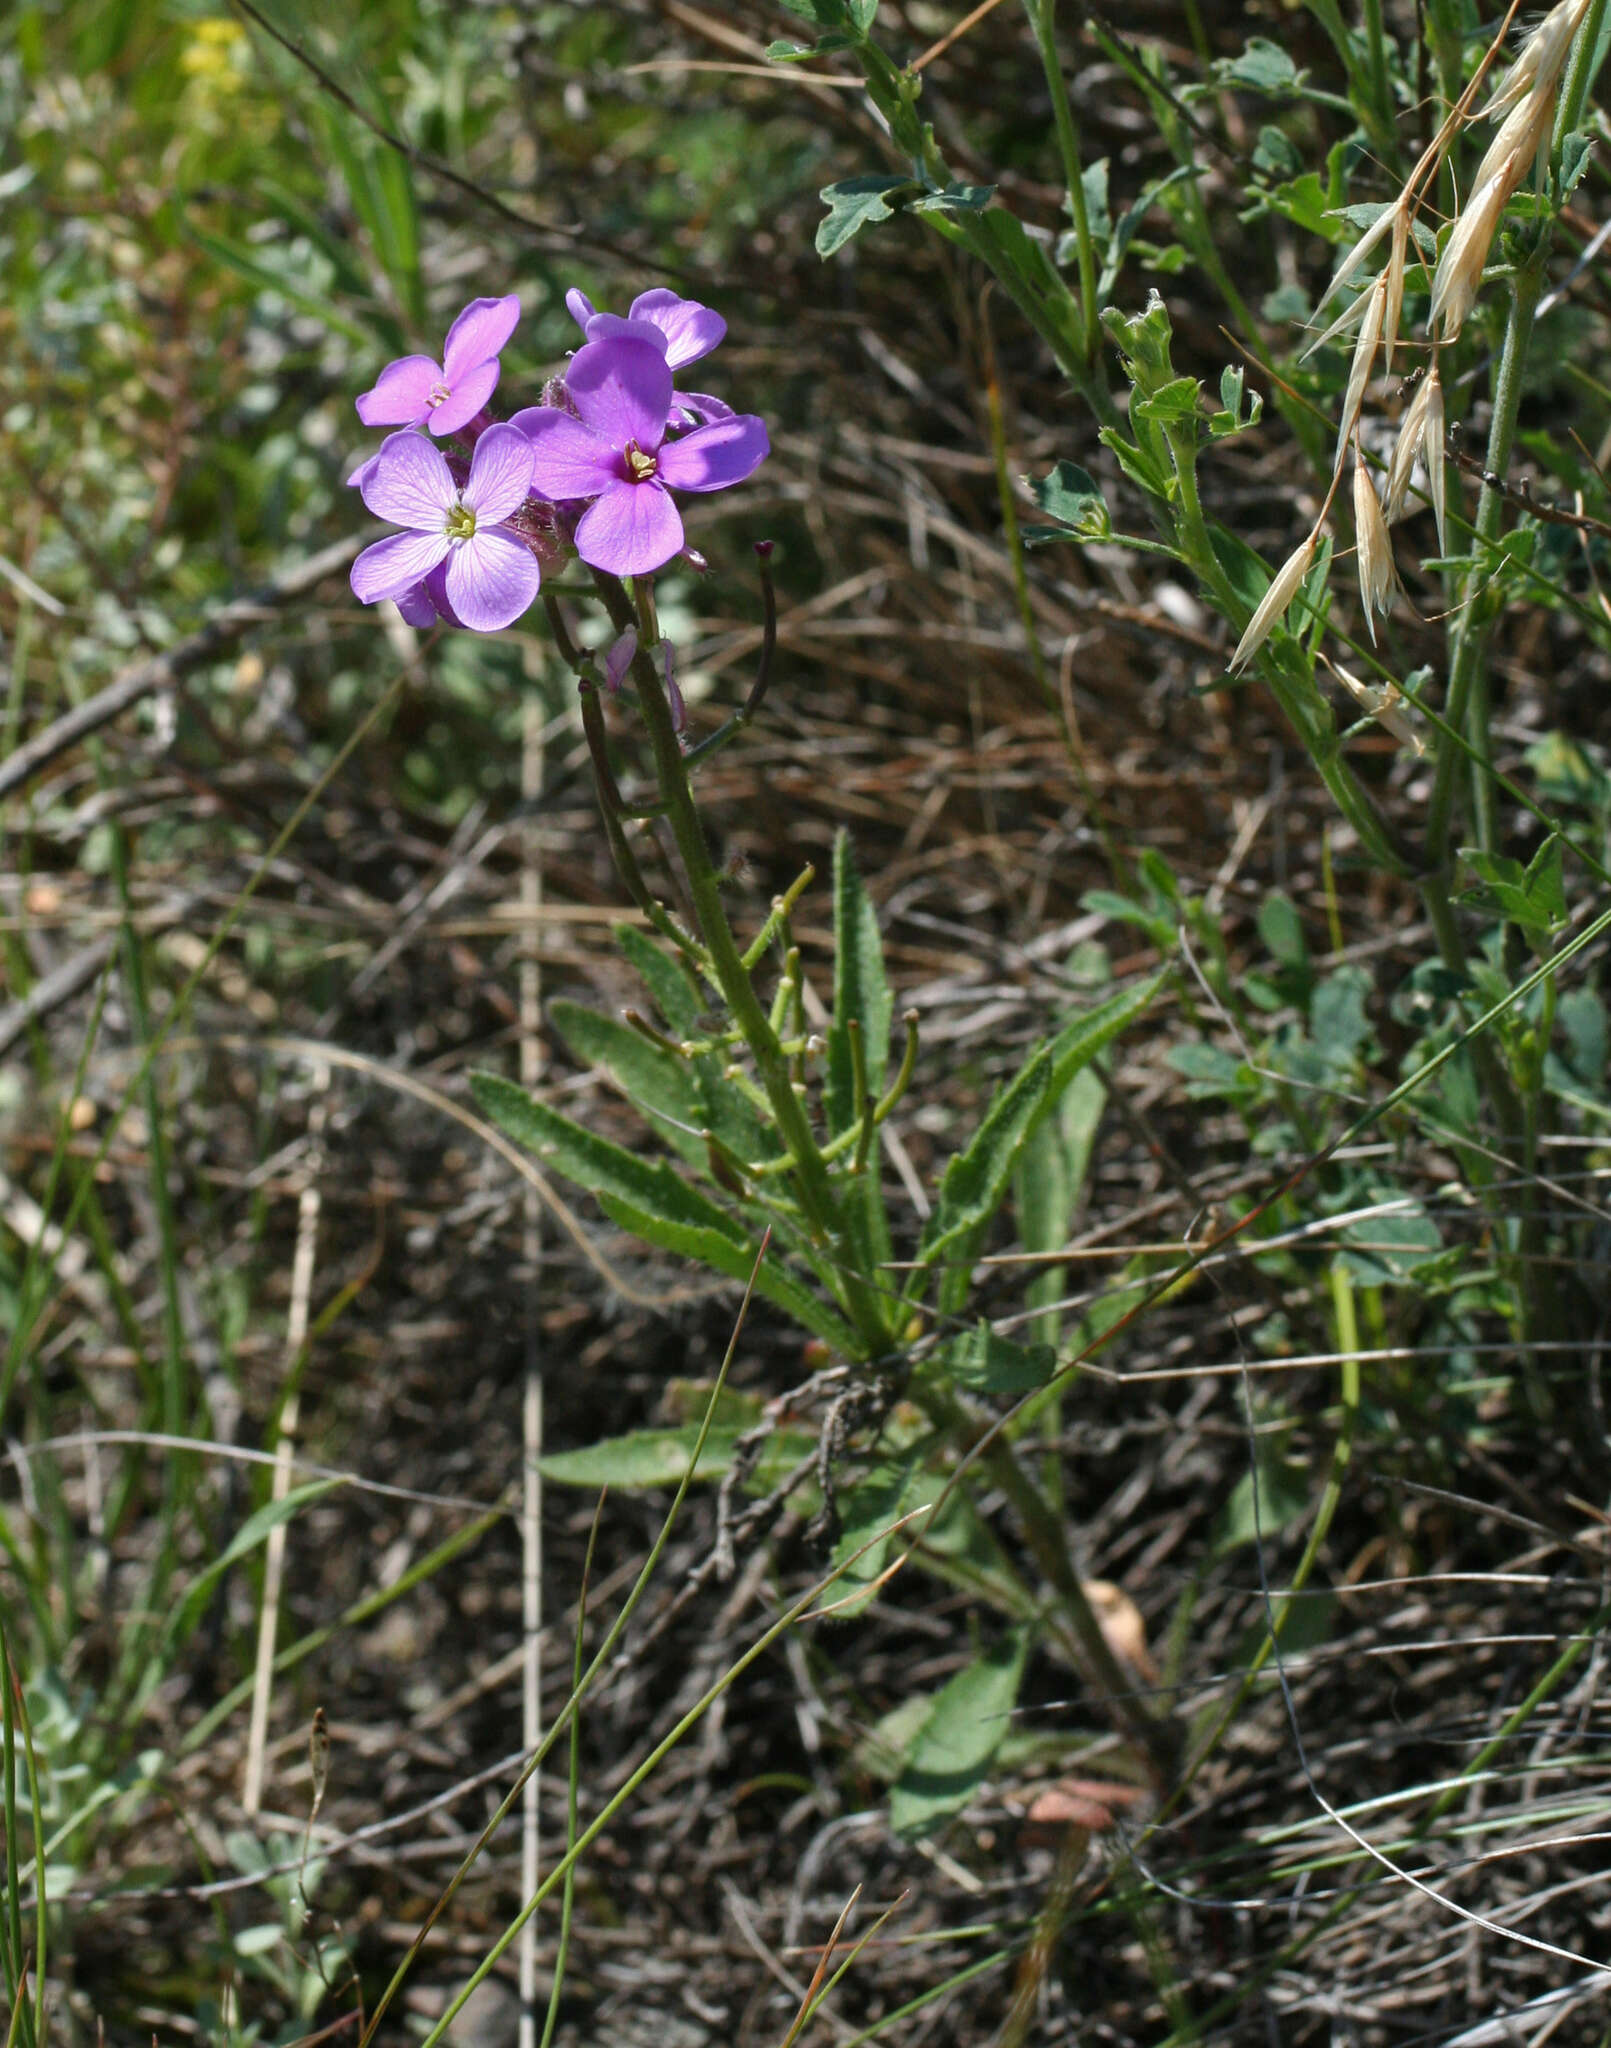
[
  {"xmin": 519, "ymin": 688, "xmax": 546, "ymax": 2048},
  {"xmin": 242, "ymin": 1062, "xmax": 329, "ymax": 1817}
]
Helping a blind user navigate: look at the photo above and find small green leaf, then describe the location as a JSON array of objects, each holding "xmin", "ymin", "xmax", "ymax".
[
  {"xmin": 1558, "ymin": 129, "xmax": 1595, "ymax": 197},
  {"xmin": 599, "ymin": 1193, "xmax": 859, "ymax": 1353},
  {"xmin": 1209, "ymin": 363, "xmax": 1263, "ymax": 437},
  {"xmin": 1096, "ymin": 166, "xmax": 1193, "ymax": 296},
  {"xmin": 1081, "ymin": 156, "xmax": 1112, "ymax": 244},
  {"xmin": 827, "ymin": 831, "xmax": 893, "ymax": 1135},
  {"xmin": 910, "ymin": 182, "xmax": 996, "ymax": 218},
  {"xmin": 1014, "ymin": 1066, "xmax": 1105, "ymax": 1348},
  {"xmin": 1220, "ymin": 37, "xmax": 1301, "ymax": 93},
  {"xmin": 1524, "ymin": 732, "xmax": 1610, "ymax": 808},
  {"xmin": 817, "ymin": 176, "xmax": 914, "ymax": 257},
  {"xmin": 1338, "ymin": 1188, "xmax": 1442, "ymax": 1286},
  {"xmin": 831, "ymin": 1446, "xmax": 933, "ymax": 1616},
  {"xmin": 540, "ymin": 1424, "xmax": 814, "ymax": 1490},
  {"xmin": 1044, "ymin": 972, "xmax": 1165, "ymax": 1101},
  {"xmin": 1213, "ymin": 1443, "xmax": 1310, "ymax": 1556},
  {"xmin": 1327, "ymin": 202, "xmax": 1439, "ymax": 261},
  {"xmin": 1025, "ymin": 460, "xmax": 1112, "ymax": 540},
  {"xmin": 942, "ymin": 1322, "xmax": 1055, "ymax": 1395},
  {"xmin": 1133, "ymin": 374, "xmax": 1203, "ymax": 423},
  {"xmin": 1253, "ymin": 125, "xmax": 1304, "ymax": 177},
  {"xmin": 919, "ymin": 1052, "xmax": 1053, "ymax": 1313},
  {"xmin": 617, "ymin": 924, "xmax": 704, "ymax": 1038},
  {"xmin": 1558, "ymin": 987, "xmax": 1608, "ymax": 1088},
  {"xmin": 889, "ymin": 1629, "xmax": 1029, "ymax": 1836},
  {"xmin": 235, "ymin": 1923, "xmax": 287, "ymax": 1959},
  {"xmin": 1459, "ymin": 838, "xmax": 1567, "ymax": 936},
  {"xmin": 1258, "ymin": 891, "xmax": 1307, "ymax": 969},
  {"xmin": 854, "ymin": 1694, "xmax": 934, "ymax": 1784},
  {"xmin": 471, "ymin": 1072, "xmax": 729, "ymax": 1230},
  {"xmin": 548, "ymin": 1000, "xmax": 707, "ymax": 1166},
  {"xmin": 1310, "ymin": 965, "xmax": 1373, "ymax": 1071}
]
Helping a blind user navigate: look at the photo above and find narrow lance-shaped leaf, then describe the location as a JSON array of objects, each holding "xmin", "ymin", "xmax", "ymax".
[
  {"xmin": 826, "ymin": 830, "xmax": 892, "ymax": 1135},
  {"xmin": 472, "ymin": 1072, "xmax": 861, "ymax": 1353},
  {"xmin": 599, "ymin": 1193, "xmax": 860, "ymax": 1353},
  {"xmin": 549, "ymin": 999, "xmax": 709, "ymax": 1168}
]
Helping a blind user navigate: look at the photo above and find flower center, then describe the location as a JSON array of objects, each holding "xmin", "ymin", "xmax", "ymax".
[
  {"xmin": 427, "ymin": 380, "xmax": 452, "ymax": 409},
  {"xmin": 624, "ymin": 441, "xmax": 658, "ymax": 482},
  {"xmin": 443, "ymin": 500, "xmax": 477, "ymax": 542}
]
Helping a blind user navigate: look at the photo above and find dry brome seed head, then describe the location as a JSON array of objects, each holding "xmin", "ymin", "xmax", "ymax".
[
  {"xmin": 1353, "ymin": 451, "xmax": 1399, "ymax": 641},
  {"xmin": 1228, "ymin": 531, "xmax": 1317, "ymax": 673},
  {"xmin": 1338, "ymin": 278, "xmax": 1387, "ymax": 465},
  {"xmin": 1384, "ymin": 374, "xmax": 1436, "ymax": 524},
  {"xmin": 1429, "ymin": 173, "xmax": 1510, "ymax": 340},
  {"xmin": 1331, "ymin": 662, "xmax": 1427, "ymax": 755}
]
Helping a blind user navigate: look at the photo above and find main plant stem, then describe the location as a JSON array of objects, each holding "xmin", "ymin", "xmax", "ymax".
[
  {"xmin": 1024, "ymin": 0, "xmax": 1101, "ymax": 368},
  {"xmin": 611, "ymin": 576, "xmax": 896, "ymax": 1355},
  {"xmin": 599, "ymin": 571, "xmax": 1179, "ymax": 1785},
  {"xmin": 1425, "ymin": 261, "xmax": 1543, "ymax": 874}
]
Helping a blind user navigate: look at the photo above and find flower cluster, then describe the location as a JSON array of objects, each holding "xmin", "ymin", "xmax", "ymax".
[{"xmin": 349, "ymin": 287, "xmax": 769, "ymax": 632}]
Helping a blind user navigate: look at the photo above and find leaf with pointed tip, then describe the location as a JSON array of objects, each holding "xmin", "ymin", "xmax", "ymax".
[
  {"xmin": 617, "ymin": 924, "xmax": 705, "ymax": 1038},
  {"xmin": 817, "ymin": 177, "xmax": 915, "ymax": 258},
  {"xmin": 540, "ymin": 1424, "xmax": 815, "ymax": 1490}
]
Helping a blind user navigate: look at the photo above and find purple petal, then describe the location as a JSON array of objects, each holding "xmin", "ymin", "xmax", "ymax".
[
  {"xmin": 351, "ymin": 529, "xmax": 453, "ymax": 605},
  {"xmin": 394, "ymin": 582, "xmax": 440, "ymax": 628},
  {"xmin": 628, "ymin": 289, "xmax": 726, "ymax": 369},
  {"xmin": 356, "ymin": 355, "xmax": 444, "ymax": 427},
  {"xmin": 463, "ymin": 422, "xmax": 534, "ymax": 523},
  {"xmin": 565, "ymin": 287, "xmax": 598, "ymax": 333},
  {"xmin": 669, "ymin": 391, "xmax": 734, "ymax": 427},
  {"xmin": 655, "ymin": 414, "xmax": 769, "ymax": 493},
  {"xmin": 361, "ymin": 431, "xmax": 456, "ymax": 528},
  {"xmin": 582, "ymin": 313, "xmax": 670, "ymax": 357},
  {"xmin": 428, "ymin": 358, "xmax": 501, "ymax": 437},
  {"xmin": 424, "ymin": 561, "xmax": 464, "ymax": 628},
  {"xmin": 564, "ymin": 336, "xmax": 673, "ymax": 454},
  {"xmin": 574, "ymin": 479, "xmax": 684, "ymax": 578},
  {"xmin": 521, "ymin": 410, "xmax": 625, "ymax": 500},
  {"xmin": 443, "ymin": 527, "xmax": 541, "ymax": 631},
  {"xmin": 346, "ymin": 451, "xmax": 383, "ymax": 489},
  {"xmin": 441, "ymin": 294, "xmax": 521, "ymax": 380},
  {"xmin": 602, "ymin": 626, "xmax": 637, "ymax": 692}
]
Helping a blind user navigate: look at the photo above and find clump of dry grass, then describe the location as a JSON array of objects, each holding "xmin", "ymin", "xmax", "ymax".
[{"xmin": 1230, "ymin": 0, "xmax": 1594, "ymax": 712}]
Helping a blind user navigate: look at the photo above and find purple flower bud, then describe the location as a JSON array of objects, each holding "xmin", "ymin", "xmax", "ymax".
[{"xmin": 602, "ymin": 627, "xmax": 637, "ymax": 694}]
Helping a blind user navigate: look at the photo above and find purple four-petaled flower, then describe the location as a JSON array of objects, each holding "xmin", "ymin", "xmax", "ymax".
[
  {"xmin": 356, "ymin": 295, "xmax": 521, "ymax": 439},
  {"xmin": 566, "ymin": 287, "xmax": 724, "ymax": 369},
  {"xmin": 567, "ymin": 288, "xmax": 732, "ymax": 427},
  {"xmin": 515, "ymin": 333, "xmax": 768, "ymax": 579},
  {"xmin": 350, "ymin": 423, "xmax": 540, "ymax": 632}
]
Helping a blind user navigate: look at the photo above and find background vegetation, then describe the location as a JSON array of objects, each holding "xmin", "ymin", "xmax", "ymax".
[{"xmin": 2, "ymin": 0, "xmax": 1610, "ymax": 2042}]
